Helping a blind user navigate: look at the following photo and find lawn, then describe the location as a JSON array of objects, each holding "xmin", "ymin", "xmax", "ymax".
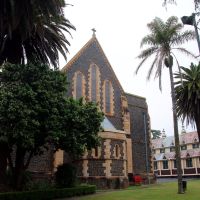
[{"xmin": 65, "ymin": 180, "xmax": 200, "ymax": 200}]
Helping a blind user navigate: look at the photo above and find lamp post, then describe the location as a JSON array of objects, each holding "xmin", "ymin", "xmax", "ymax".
[{"xmin": 181, "ymin": 13, "xmax": 200, "ymax": 54}]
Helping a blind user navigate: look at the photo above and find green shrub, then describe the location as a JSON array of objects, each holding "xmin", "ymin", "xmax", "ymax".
[
  {"xmin": 24, "ymin": 180, "xmax": 53, "ymax": 191},
  {"xmin": 5, "ymin": 169, "xmax": 33, "ymax": 190},
  {"xmin": 55, "ymin": 163, "xmax": 77, "ymax": 188},
  {"xmin": 0, "ymin": 185, "xmax": 96, "ymax": 200}
]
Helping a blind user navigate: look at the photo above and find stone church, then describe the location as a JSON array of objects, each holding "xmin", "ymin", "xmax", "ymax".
[{"xmin": 59, "ymin": 32, "xmax": 153, "ymax": 188}]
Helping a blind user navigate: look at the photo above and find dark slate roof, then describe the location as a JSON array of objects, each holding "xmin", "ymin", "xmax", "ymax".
[{"xmin": 101, "ymin": 116, "xmax": 117, "ymax": 131}]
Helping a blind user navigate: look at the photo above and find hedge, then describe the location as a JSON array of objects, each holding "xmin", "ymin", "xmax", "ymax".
[{"xmin": 0, "ymin": 185, "xmax": 96, "ymax": 200}]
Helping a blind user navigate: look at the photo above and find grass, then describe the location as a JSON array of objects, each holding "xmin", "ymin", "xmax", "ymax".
[{"xmin": 65, "ymin": 180, "xmax": 200, "ymax": 200}]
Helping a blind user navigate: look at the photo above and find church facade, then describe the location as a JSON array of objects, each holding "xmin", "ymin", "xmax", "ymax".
[{"xmin": 60, "ymin": 33, "xmax": 153, "ymax": 188}]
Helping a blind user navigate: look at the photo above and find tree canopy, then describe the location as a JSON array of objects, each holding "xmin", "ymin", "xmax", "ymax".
[
  {"xmin": 136, "ymin": 16, "xmax": 195, "ymax": 90},
  {"xmin": 0, "ymin": 62, "xmax": 104, "ymax": 189},
  {"xmin": 151, "ymin": 129, "xmax": 162, "ymax": 139},
  {"xmin": 175, "ymin": 62, "xmax": 200, "ymax": 140},
  {"xmin": 0, "ymin": 0, "xmax": 75, "ymax": 68}
]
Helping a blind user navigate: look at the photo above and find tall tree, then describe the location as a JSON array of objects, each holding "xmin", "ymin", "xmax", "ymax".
[
  {"xmin": 0, "ymin": 63, "xmax": 103, "ymax": 190},
  {"xmin": 0, "ymin": 0, "xmax": 75, "ymax": 185},
  {"xmin": 0, "ymin": 0, "xmax": 75, "ymax": 68},
  {"xmin": 175, "ymin": 62, "xmax": 200, "ymax": 141},
  {"xmin": 136, "ymin": 16, "xmax": 195, "ymax": 194}
]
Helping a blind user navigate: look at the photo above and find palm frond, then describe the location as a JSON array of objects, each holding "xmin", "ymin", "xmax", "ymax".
[
  {"xmin": 154, "ymin": 50, "xmax": 166, "ymax": 90},
  {"xmin": 135, "ymin": 56, "xmax": 150, "ymax": 74},
  {"xmin": 175, "ymin": 62, "xmax": 200, "ymax": 131},
  {"xmin": 0, "ymin": 0, "xmax": 75, "ymax": 68},
  {"xmin": 166, "ymin": 16, "xmax": 179, "ymax": 29},
  {"xmin": 137, "ymin": 47, "xmax": 158, "ymax": 59},
  {"xmin": 137, "ymin": 15, "xmax": 195, "ymax": 91},
  {"xmin": 172, "ymin": 47, "xmax": 196, "ymax": 59},
  {"xmin": 146, "ymin": 55, "xmax": 158, "ymax": 80},
  {"xmin": 140, "ymin": 35, "xmax": 157, "ymax": 48},
  {"xmin": 171, "ymin": 31, "xmax": 195, "ymax": 46},
  {"xmin": 171, "ymin": 52, "xmax": 183, "ymax": 85},
  {"xmin": 147, "ymin": 17, "xmax": 165, "ymax": 36}
]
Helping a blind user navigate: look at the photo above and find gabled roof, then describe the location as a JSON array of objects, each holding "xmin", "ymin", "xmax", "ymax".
[
  {"xmin": 61, "ymin": 34, "xmax": 124, "ymax": 92},
  {"xmin": 179, "ymin": 132, "xmax": 199, "ymax": 144},
  {"xmin": 154, "ymin": 152, "xmax": 176, "ymax": 161},
  {"xmin": 152, "ymin": 132, "xmax": 199, "ymax": 148},
  {"xmin": 180, "ymin": 149, "xmax": 200, "ymax": 158},
  {"xmin": 154, "ymin": 153, "xmax": 164, "ymax": 161}
]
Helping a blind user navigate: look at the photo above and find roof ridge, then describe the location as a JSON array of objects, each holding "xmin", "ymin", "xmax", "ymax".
[
  {"xmin": 61, "ymin": 37, "xmax": 95, "ymax": 72},
  {"xmin": 61, "ymin": 35, "xmax": 125, "ymax": 93}
]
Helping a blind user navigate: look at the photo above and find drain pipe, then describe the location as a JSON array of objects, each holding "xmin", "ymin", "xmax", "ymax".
[{"xmin": 143, "ymin": 112, "xmax": 150, "ymax": 184}]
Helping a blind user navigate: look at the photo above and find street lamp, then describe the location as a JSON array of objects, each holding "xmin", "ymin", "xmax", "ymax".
[{"xmin": 181, "ymin": 13, "xmax": 200, "ymax": 54}]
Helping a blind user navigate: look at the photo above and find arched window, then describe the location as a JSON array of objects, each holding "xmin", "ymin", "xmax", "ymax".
[
  {"xmin": 103, "ymin": 80, "xmax": 114, "ymax": 115},
  {"xmin": 76, "ymin": 73, "xmax": 83, "ymax": 99},
  {"xmin": 72, "ymin": 71, "xmax": 85, "ymax": 99},
  {"xmin": 91, "ymin": 65, "xmax": 97, "ymax": 101},
  {"xmin": 105, "ymin": 81, "xmax": 111, "ymax": 113},
  {"xmin": 89, "ymin": 64, "xmax": 100, "ymax": 102}
]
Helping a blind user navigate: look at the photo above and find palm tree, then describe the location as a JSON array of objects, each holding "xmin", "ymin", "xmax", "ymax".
[
  {"xmin": 136, "ymin": 16, "xmax": 195, "ymax": 194},
  {"xmin": 175, "ymin": 63, "xmax": 200, "ymax": 140},
  {"xmin": 0, "ymin": 0, "xmax": 75, "ymax": 68}
]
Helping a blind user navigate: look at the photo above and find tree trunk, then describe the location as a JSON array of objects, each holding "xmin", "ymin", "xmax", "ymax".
[
  {"xmin": 194, "ymin": 115, "xmax": 200, "ymax": 142},
  {"xmin": 12, "ymin": 147, "xmax": 26, "ymax": 190},
  {"xmin": 0, "ymin": 143, "xmax": 9, "ymax": 186},
  {"xmin": 1, "ymin": 32, "xmax": 24, "ymax": 65},
  {"xmin": 168, "ymin": 66, "xmax": 184, "ymax": 194}
]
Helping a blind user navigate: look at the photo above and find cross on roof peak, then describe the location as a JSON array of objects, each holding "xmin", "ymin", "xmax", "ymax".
[{"xmin": 92, "ymin": 28, "xmax": 96, "ymax": 37}]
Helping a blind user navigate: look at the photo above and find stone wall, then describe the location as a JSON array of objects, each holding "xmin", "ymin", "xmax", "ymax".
[
  {"xmin": 64, "ymin": 40, "xmax": 124, "ymax": 130},
  {"xmin": 126, "ymin": 93, "xmax": 152, "ymax": 176},
  {"xmin": 88, "ymin": 160, "xmax": 106, "ymax": 176},
  {"xmin": 110, "ymin": 160, "xmax": 124, "ymax": 176},
  {"xmin": 75, "ymin": 131, "xmax": 128, "ymax": 188},
  {"xmin": 79, "ymin": 177, "xmax": 129, "ymax": 189}
]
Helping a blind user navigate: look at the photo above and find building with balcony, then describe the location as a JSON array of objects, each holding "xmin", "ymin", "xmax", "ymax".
[{"xmin": 152, "ymin": 131, "xmax": 200, "ymax": 177}]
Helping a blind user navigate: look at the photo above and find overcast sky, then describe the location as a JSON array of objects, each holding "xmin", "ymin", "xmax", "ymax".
[{"xmin": 61, "ymin": 0, "xmax": 198, "ymax": 136}]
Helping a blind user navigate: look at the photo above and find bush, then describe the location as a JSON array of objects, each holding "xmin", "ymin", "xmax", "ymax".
[
  {"xmin": 5, "ymin": 169, "xmax": 33, "ymax": 190},
  {"xmin": 24, "ymin": 180, "xmax": 53, "ymax": 191},
  {"xmin": 55, "ymin": 163, "xmax": 77, "ymax": 188},
  {"xmin": 0, "ymin": 185, "xmax": 96, "ymax": 200}
]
